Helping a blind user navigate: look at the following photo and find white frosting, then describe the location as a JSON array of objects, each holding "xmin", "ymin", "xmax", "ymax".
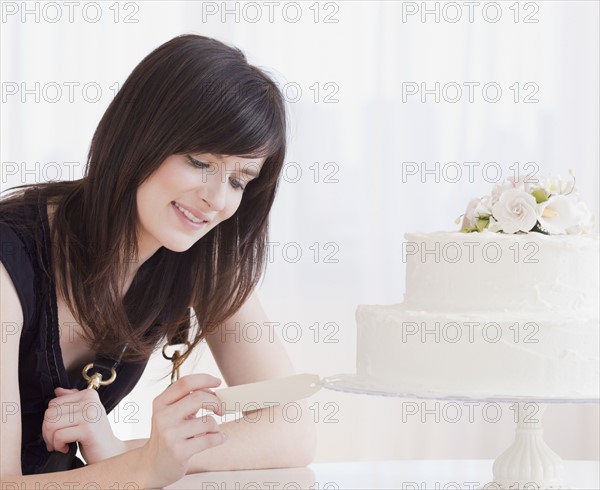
[
  {"xmin": 402, "ymin": 231, "xmax": 599, "ymax": 313},
  {"xmin": 356, "ymin": 231, "xmax": 600, "ymax": 399}
]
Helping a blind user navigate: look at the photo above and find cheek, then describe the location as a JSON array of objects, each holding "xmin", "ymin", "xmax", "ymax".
[
  {"xmin": 148, "ymin": 158, "xmax": 192, "ymax": 194},
  {"xmin": 224, "ymin": 194, "xmax": 244, "ymax": 219}
]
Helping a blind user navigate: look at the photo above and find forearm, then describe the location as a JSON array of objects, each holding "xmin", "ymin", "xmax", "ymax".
[
  {"xmin": 122, "ymin": 438, "xmax": 149, "ymax": 452},
  {"xmin": 187, "ymin": 399, "xmax": 317, "ymax": 474},
  {"xmin": 1, "ymin": 447, "xmax": 148, "ymax": 489},
  {"xmin": 80, "ymin": 436, "xmax": 147, "ymax": 463}
]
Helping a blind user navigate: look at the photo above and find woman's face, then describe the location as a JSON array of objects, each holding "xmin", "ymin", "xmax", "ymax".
[{"xmin": 136, "ymin": 153, "xmax": 265, "ymax": 255}]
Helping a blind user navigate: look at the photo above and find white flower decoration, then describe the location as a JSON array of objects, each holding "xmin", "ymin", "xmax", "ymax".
[
  {"xmin": 461, "ymin": 197, "xmax": 480, "ymax": 231},
  {"xmin": 459, "ymin": 171, "xmax": 594, "ymax": 235},
  {"xmin": 538, "ymin": 175, "xmax": 575, "ymax": 196},
  {"xmin": 492, "ymin": 189, "xmax": 539, "ymax": 234},
  {"xmin": 538, "ymin": 195, "xmax": 592, "ymax": 234},
  {"xmin": 488, "ymin": 215, "xmax": 502, "ymax": 233},
  {"xmin": 474, "ymin": 196, "xmax": 493, "ymax": 218},
  {"xmin": 492, "ymin": 176, "xmax": 539, "ymax": 203}
]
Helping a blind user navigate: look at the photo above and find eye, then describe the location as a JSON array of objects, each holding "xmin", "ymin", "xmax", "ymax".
[
  {"xmin": 187, "ymin": 155, "xmax": 247, "ymax": 191},
  {"xmin": 230, "ymin": 178, "xmax": 245, "ymax": 191},
  {"xmin": 186, "ymin": 155, "xmax": 209, "ymax": 168}
]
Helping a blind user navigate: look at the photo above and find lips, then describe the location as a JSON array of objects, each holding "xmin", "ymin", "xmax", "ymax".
[{"xmin": 172, "ymin": 201, "xmax": 211, "ymax": 223}]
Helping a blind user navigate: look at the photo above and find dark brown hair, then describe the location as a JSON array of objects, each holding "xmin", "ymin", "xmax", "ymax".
[{"xmin": 0, "ymin": 34, "xmax": 287, "ymax": 369}]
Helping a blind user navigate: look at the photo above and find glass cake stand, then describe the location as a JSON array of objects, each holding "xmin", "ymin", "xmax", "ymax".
[{"xmin": 322, "ymin": 373, "xmax": 600, "ymax": 489}]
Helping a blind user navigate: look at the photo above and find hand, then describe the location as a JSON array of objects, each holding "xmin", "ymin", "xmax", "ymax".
[
  {"xmin": 42, "ymin": 387, "xmax": 125, "ymax": 464},
  {"xmin": 138, "ymin": 374, "xmax": 227, "ymax": 487}
]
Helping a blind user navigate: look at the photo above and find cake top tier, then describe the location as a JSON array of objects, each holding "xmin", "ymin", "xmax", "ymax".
[
  {"xmin": 402, "ymin": 231, "xmax": 599, "ymax": 314},
  {"xmin": 402, "ymin": 172, "xmax": 598, "ymax": 312}
]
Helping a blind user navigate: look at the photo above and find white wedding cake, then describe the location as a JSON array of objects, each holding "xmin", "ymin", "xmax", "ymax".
[{"xmin": 356, "ymin": 174, "xmax": 600, "ymax": 399}]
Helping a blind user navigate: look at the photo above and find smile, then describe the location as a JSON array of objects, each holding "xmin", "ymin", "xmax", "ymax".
[{"xmin": 172, "ymin": 201, "xmax": 208, "ymax": 227}]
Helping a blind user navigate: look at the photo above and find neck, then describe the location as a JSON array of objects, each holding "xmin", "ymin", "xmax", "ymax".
[{"xmin": 121, "ymin": 233, "xmax": 162, "ymax": 297}]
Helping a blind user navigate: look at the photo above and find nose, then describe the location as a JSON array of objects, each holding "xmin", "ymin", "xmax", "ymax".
[{"xmin": 198, "ymin": 172, "xmax": 228, "ymax": 212}]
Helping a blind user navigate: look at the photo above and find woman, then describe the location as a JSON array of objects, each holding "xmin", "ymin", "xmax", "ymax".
[{"xmin": 0, "ymin": 34, "xmax": 316, "ymax": 488}]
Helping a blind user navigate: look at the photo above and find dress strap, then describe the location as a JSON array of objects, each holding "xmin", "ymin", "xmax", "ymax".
[{"xmin": 81, "ymin": 343, "xmax": 128, "ymax": 390}]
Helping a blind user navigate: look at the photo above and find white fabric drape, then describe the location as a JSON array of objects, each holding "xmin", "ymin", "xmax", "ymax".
[{"xmin": 2, "ymin": 0, "xmax": 598, "ymax": 461}]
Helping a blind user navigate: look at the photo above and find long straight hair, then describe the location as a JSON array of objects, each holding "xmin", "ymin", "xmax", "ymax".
[{"xmin": 0, "ymin": 34, "xmax": 287, "ymax": 366}]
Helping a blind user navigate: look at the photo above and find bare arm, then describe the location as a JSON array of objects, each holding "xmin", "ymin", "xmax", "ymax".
[
  {"xmin": 1, "ymin": 262, "xmax": 226, "ymax": 488},
  {"xmin": 1, "ymin": 262, "xmax": 150, "ymax": 486},
  {"xmin": 0, "ymin": 263, "xmax": 23, "ymax": 481},
  {"xmin": 0, "ymin": 448, "xmax": 149, "ymax": 489},
  {"xmin": 186, "ymin": 290, "xmax": 317, "ymax": 473}
]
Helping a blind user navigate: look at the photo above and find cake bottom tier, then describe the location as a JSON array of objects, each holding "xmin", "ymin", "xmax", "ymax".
[{"xmin": 356, "ymin": 305, "xmax": 600, "ymax": 399}]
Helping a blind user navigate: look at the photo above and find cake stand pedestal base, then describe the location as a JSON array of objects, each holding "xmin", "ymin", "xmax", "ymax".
[
  {"xmin": 484, "ymin": 403, "xmax": 568, "ymax": 489},
  {"xmin": 322, "ymin": 374, "xmax": 598, "ymax": 489}
]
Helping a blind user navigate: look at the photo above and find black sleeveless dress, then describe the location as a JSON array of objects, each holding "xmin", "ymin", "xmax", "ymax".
[{"xmin": 0, "ymin": 189, "xmax": 161, "ymax": 474}]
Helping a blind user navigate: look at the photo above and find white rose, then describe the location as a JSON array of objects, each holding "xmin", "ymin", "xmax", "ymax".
[
  {"xmin": 492, "ymin": 189, "xmax": 539, "ymax": 234},
  {"xmin": 538, "ymin": 195, "xmax": 592, "ymax": 234},
  {"xmin": 491, "ymin": 176, "xmax": 538, "ymax": 203},
  {"xmin": 491, "ymin": 180, "xmax": 515, "ymax": 203}
]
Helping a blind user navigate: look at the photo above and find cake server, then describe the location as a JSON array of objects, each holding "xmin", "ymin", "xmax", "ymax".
[{"xmin": 213, "ymin": 373, "xmax": 325, "ymax": 413}]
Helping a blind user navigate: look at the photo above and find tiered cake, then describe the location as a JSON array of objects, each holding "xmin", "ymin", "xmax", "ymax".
[{"xmin": 356, "ymin": 175, "xmax": 600, "ymax": 399}]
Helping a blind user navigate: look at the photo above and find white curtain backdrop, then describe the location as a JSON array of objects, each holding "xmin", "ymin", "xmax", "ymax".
[{"xmin": 2, "ymin": 0, "xmax": 598, "ymax": 462}]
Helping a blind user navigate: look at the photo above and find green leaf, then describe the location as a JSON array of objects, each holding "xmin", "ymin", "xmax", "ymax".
[
  {"xmin": 531, "ymin": 188, "xmax": 549, "ymax": 203},
  {"xmin": 475, "ymin": 217, "xmax": 489, "ymax": 231}
]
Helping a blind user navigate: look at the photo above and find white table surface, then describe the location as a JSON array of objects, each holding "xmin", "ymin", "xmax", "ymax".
[{"xmin": 166, "ymin": 459, "xmax": 600, "ymax": 489}]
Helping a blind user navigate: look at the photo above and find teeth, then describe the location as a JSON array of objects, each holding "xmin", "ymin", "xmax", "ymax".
[{"xmin": 174, "ymin": 202, "xmax": 205, "ymax": 223}]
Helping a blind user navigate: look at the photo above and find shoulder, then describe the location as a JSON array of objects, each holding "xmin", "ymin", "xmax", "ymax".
[
  {"xmin": 0, "ymin": 211, "xmax": 40, "ymax": 328},
  {"xmin": 205, "ymin": 290, "xmax": 296, "ymax": 386},
  {"xmin": 0, "ymin": 220, "xmax": 35, "ymax": 288},
  {"xmin": 0, "ymin": 260, "xmax": 24, "ymax": 331}
]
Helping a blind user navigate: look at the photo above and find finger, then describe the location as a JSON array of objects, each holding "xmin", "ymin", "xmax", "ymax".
[
  {"xmin": 54, "ymin": 387, "xmax": 79, "ymax": 397},
  {"xmin": 181, "ymin": 431, "xmax": 227, "ymax": 460},
  {"xmin": 48, "ymin": 389, "xmax": 101, "ymax": 410},
  {"xmin": 51, "ymin": 426, "xmax": 81, "ymax": 454},
  {"xmin": 178, "ymin": 414, "xmax": 220, "ymax": 439},
  {"xmin": 43, "ymin": 408, "xmax": 82, "ymax": 452},
  {"xmin": 171, "ymin": 390, "xmax": 224, "ymax": 419},
  {"xmin": 42, "ymin": 424, "xmax": 56, "ymax": 452},
  {"xmin": 42, "ymin": 403, "xmax": 63, "ymax": 452},
  {"xmin": 159, "ymin": 374, "xmax": 222, "ymax": 407}
]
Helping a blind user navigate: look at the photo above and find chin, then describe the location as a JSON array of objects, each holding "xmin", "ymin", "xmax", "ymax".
[
  {"xmin": 162, "ymin": 240, "xmax": 197, "ymax": 253},
  {"xmin": 161, "ymin": 229, "xmax": 212, "ymax": 253}
]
